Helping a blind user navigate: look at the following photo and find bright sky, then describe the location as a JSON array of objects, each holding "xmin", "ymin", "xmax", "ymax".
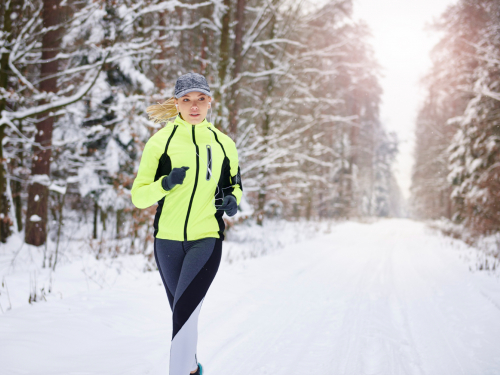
[{"xmin": 352, "ymin": 0, "xmax": 455, "ymax": 201}]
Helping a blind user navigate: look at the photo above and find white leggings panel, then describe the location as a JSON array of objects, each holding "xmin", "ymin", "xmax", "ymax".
[{"xmin": 169, "ymin": 299, "xmax": 203, "ymax": 374}]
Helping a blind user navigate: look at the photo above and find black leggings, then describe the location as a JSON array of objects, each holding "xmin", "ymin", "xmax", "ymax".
[{"xmin": 154, "ymin": 237, "xmax": 222, "ymax": 374}]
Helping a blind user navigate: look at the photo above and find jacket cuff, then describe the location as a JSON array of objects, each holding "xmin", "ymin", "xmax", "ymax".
[{"xmin": 161, "ymin": 175, "xmax": 172, "ymax": 191}]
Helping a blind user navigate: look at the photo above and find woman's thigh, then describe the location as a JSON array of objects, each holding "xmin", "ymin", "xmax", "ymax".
[
  {"xmin": 154, "ymin": 238, "xmax": 185, "ymax": 309},
  {"xmin": 171, "ymin": 238, "xmax": 222, "ymax": 336}
]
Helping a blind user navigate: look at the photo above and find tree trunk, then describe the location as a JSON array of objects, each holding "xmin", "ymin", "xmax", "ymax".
[
  {"xmin": 227, "ymin": 0, "xmax": 246, "ymax": 140},
  {"xmin": 0, "ymin": 0, "xmax": 15, "ymax": 242},
  {"xmin": 25, "ymin": 0, "xmax": 64, "ymax": 246},
  {"xmin": 11, "ymin": 121, "xmax": 23, "ymax": 231},
  {"xmin": 155, "ymin": 10, "xmax": 167, "ymax": 91},
  {"xmin": 200, "ymin": 4, "xmax": 212, "ymax": 75},
  {"xmin": 256, "ymin": 111, "xmax": 270, "ymax": 226},
  {"xmin": 52, "ymin": 191, "xmax": 66, "ymax": 271},
  {"xmin": 348, "ymin": 96, "xmax": 360, "ymax": 217},
  {"xmin": 255, "ymin": 17, "xmax": 275, "ymax": 226},
  {"xmin": 305, "ymin": 191, "xmax": 312, "ymax": 221},
  {"xmin": 93, "ymin": 199, "xmax": 98, "ymax": 239},
  {"xmin": 116, "ymin": 208, "xmax": 123, "ymax": 239},
  {"xmin": 214, "ymin": 0, "xmax": 231, "ymax": 130}
]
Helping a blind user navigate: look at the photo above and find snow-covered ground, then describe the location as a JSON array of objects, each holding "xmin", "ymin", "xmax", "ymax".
[{"xmin": 1, "ymin": 218, "xmax": 500, "ymax": 375}]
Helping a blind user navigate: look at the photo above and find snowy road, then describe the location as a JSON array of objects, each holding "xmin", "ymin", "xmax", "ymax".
[{"xmin": 2, "ymin": 219, "xmax": 500, "ymax": 374}]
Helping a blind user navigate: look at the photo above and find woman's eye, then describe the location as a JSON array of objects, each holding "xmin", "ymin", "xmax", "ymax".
[{"xmin": 199, "ymin": 97, "xmax": 205, "ymax": 101}]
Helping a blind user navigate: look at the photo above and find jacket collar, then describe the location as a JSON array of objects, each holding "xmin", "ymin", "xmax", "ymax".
[{"xmin": 173, "ymin": 115, "xmax": 212, "ymax": 130}]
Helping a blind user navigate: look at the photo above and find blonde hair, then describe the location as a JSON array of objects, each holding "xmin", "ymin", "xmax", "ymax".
[{"xmin": 146, "ymin": 97, "xmax": 178, "ymax": 124}]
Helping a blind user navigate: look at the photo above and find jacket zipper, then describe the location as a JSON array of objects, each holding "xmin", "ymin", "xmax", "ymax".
[
  {"xmin": 206, "ymin": 145, "xmax": 212, "ymax": 180},
  {"xmin": 184, "ymin": 124, "xmax": 199, "ymax": 241}
]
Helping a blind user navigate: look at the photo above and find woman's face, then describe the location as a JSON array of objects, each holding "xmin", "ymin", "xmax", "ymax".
[{"xmin": 175, "ymin": 92, "xmax": 212, "ymax": 125}]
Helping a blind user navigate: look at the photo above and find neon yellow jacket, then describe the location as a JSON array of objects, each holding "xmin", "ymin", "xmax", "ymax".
[{"xmin": 131, "ymin": 115, "xmax": 243, "ymax": 241}]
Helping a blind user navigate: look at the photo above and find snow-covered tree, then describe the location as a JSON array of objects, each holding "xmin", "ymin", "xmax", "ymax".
[
  {"xmin": 240, "ymin": 0, "xmax": 398, "ymax": 221},
  {"xmin": 2, "ymin": 0, "xmax": 398, "ymax": 253},
  {"xmin": 448, "ymin": 12, "xmax": 500, "ymax": 233},
  {"xmin": 1, "ymin": 0, "xmax": 110, "ymax": 245},
  {"xmin": 412, "ymin": 0, "xmax": 500, "ymax": 235}
]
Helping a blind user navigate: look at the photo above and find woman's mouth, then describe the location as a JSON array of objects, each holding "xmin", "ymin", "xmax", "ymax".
[{"xmin": 190, "ymin": 113, "xmax": 200, "ymax": 117}]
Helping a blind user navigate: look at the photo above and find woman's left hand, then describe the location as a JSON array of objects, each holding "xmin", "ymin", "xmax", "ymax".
[{"xmin": 219, "ymin": 195, "xmax": 238, "ymax": 216}]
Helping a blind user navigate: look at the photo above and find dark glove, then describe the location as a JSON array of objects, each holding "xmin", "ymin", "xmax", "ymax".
[
  {"xmin": 219, "ymin": 194, "xmax": 238, "ymax": 216},
  {"xmin": 162, "ymin": 166, "xmax": 189, "ymax": 191}
]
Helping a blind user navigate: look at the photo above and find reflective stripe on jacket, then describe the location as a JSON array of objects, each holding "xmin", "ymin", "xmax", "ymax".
[{"xmin": 131, "ymin": 115, "xmax": 243, "ymax": 241}]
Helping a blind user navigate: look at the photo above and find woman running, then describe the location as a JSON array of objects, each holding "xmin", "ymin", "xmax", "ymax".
[{"xmin": 131, "ymin": 72, "xmax": 243, "ymax": 375}]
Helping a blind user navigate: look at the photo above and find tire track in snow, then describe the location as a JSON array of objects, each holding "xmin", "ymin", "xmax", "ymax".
[
  {"xmin": 333, "ymin": 227, "xmax": 425, "ymax": 375},
  {"xmin": 396, "ymin": 236, "xmax": 485, "ymax": 375}
]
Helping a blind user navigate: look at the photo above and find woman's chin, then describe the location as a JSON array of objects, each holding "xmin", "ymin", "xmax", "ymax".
[{"xmin": 187, "ymin": 114, "xmax": 205, "ymax": 125}]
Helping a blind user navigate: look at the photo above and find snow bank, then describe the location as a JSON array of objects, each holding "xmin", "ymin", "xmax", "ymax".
[
  {"xmin": 428, "ymin": 218, "xmax": 500, "ymax": 274},
  {"xmin": 0, "ymin": 218, "xmax": 333, "ymax": 314}
]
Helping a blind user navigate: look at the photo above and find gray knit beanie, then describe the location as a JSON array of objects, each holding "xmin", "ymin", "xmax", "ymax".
[{"xmin": 174, "ymin": 73, "xmax": 212, "ymax": 98}]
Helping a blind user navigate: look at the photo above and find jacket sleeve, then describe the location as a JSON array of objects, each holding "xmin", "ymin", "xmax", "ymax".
[
  {"xmin": 131, "ymin": 135, "xmax": 170, "ymax": 209},
  {"xmin": 224, "ymin": 139, "xmax": 243, "ymax": 206}
]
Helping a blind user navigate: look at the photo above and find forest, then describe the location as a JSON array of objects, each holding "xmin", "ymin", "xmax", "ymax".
[
  {"xmin": 411, "ymin": 0, "xmax": 500, "ymax": 239},
  {"xmin": 1, "ymin": 0, "xmax": 399, "ymax": 262},
  {"xmin": 3, "ymin": 2, "xmax": 500, "ymax": 373}
]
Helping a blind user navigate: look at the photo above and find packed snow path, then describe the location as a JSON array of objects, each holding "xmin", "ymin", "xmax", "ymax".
[{"xmin": 2, "ymin": 219, "xmax": 500, "ymax": 375}]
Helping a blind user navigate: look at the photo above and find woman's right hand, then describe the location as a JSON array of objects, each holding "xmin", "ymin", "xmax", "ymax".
[{"xmin": 162, "ymin": 166, "xmax": 190, "ymax": 191}]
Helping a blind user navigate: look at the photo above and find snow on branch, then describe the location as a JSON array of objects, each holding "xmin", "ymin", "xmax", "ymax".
[
  {"xmin": 250, "ymin": 38, "xmax": 303, "ymax": 48},
  {"xmin": 480, "ymin": 87, "xmax": 500, "ymax": 102},
  {"xmin": 1, "ymin": 51, "xmax": 110, "ymax": 124}
]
